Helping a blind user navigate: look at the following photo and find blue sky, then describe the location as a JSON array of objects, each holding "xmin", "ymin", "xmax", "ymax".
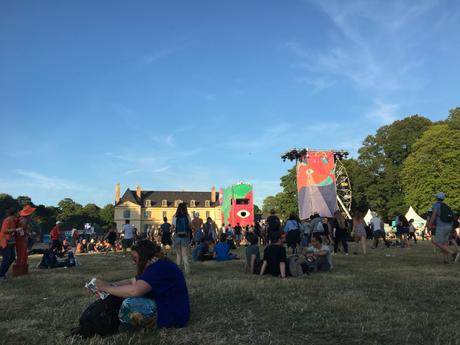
[{"xmin": 1, "ymin": 0, "xmax": 459, "ymax": 207}]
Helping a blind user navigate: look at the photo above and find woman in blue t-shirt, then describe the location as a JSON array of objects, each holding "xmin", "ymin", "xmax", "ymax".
[{"xmin": 95, "ymin": 240, "xmax": 190, "ymax": 329}]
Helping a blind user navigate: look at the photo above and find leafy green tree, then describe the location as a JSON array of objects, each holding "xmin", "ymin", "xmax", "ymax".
[
  {"xmin": 262, "ymin": 195, "xmax": 280, "ymax": 214},
  {"xmin": 357, "ymin": 115, "xmax": 432, "ymax": 220},
  {"xmin": 99, "ymin": 204, "xmax": 114, "ymax": 226},
  {"xmin": 82, "ymin": 203, "xmax": 101, "ymax": 223},
  {"xmin": 401, "ymin": 122, "xmax": 460, "ymax": 213},
  {"xmin": 0, "ymin": 194, "xmax": 19, "ymax": 222},
  {"xmin": 57, "ymin": 198, "xmax": 84, "ymax": 228},
  {"xmin": 16, "ymin": 196, "xmax": 32, "ymax": 208}
]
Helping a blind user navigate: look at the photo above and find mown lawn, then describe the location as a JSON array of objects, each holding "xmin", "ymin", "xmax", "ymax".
[{"xmin": 1, "ymin": 241, "xmax": 460, "ymax": 345}]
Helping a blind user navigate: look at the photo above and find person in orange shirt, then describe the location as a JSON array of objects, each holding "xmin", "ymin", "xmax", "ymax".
[
  {"xmin": 50, "ymin": 221, "xmax": 63, "ymax": 252},
  {"xmin": 0, "ymin": 208, "xmax": 20, "ymax": 279},
  {"xmin": 15, "ymin": 205, "xmax": 36, "ymax": 276}
]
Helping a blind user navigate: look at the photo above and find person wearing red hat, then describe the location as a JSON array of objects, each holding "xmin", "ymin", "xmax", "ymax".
[
  {"xmin": 14, "ymin": 204, "xmax": 36, "ymax": 276},
  {"xmin": 0, "ymin": 208, "xmax": 21, "ymax": 280}
]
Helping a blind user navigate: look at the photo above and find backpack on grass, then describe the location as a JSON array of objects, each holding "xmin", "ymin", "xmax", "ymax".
[{"xmin": 71, "ymin": 295, "xmax": 124, "ymax": 339}]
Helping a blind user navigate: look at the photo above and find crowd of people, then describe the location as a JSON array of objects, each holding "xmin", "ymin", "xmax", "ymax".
[{"xmin": 1, "ymin": 192, "xmax": 459, "ymax": 337}]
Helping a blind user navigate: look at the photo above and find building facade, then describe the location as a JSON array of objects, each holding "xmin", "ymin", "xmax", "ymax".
[{"xmin": 114, "ymin": 184, "xmax": 222, "ymax": 233}]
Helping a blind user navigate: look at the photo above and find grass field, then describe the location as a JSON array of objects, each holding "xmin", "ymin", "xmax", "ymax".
[{"xmin": 1, "ymin": 241, "xmax": 460, "ymax": 345}]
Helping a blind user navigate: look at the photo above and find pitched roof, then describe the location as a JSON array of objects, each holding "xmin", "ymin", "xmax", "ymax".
[{"xmin": 117, "ymin": 189, "xmax": 220, "ymax": 207}]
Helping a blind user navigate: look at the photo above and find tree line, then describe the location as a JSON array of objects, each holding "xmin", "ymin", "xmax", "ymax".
[
  {"xmin": 262, "ymin": 107, "xmax": 460, "ymax": 222},
  {"xmin": 0, "ymin": 194, "xmax": 114, "ymax": 235}
]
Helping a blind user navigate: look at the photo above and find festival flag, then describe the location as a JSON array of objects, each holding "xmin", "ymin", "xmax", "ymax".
[{"xmin": 296, "ymin": 151, "xmax": 337, "ymax": 218}]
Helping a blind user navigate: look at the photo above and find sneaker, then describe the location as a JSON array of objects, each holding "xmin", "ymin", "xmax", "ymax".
[{"xmin": 453, "ymin": 253, "xmax": 460, "ymax": 263}]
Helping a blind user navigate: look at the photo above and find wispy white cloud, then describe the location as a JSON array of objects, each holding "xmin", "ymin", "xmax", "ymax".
[
  {"xmin": 152, "ymin": 134, "xmax": 175, "ymax": 146},
  {"xmin": 10, "ymin": 170, "xmax": 92, "ymax": 192},
  {"xmin": 367, "ymin": 100, "xmax": 399, "ymax": 125}
]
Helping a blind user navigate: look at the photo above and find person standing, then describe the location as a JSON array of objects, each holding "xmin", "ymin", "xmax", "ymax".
[
  {"xmin": 283, "ymin": 213, "xmax": 301, "ymax": 254},
  {"xmin": 160, "ymin": 217, "xmax": 172, "ymax": 249},
  {"xmin": 428, "ymin": 192, "xmax": 458, "ymax": 263},
  {"xmin": 266, "ymin": 209, "xmax": 281, "ymax": 240},
  {"xmin": 172, "ymin": 203, "xmax": 192, "ymax": 274},
  {"xmin": 352, "ymin": 212, "xmax": 367, "ymax": 255},
  {"xmin": 105, "ymin": 222, "xmax": 118, "ymax": 254},
  {"xmin": 50, "ymin": 221, "xmax": 63, "ymax": 252},
  {"xmin": 15, "ymin": 205, "xmax": 36, "ymax": 276},
  {"xmin": 0, "ymin": 208, "xmax": 20, "ymax": 280},
  {"xmin": 407, "ymin": 219, "xmax": 417, "ymax": 243},
  {"xmin": 71, "ymin": 227, "xmax": 79, "ymax": 247},
  {"xmin": 191, "ymin": 212, "xmax": 203, "ymax": 244},
  {"xmin": 370, "ymin": 212, "xmax": 387, "ymax": 249},
  {"xmin": 332, "ymin": 211, "xmax": 349, "ymax": 255},
  {"xmin": 122, "ymin": 220, "xmax": 135, "ymax": 257},
  {"xmin": 234, "ymin": 223, "xmax": 243, "ymax": 247}
]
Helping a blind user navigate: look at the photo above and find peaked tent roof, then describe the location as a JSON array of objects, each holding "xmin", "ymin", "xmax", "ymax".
[
  {"xmin": 405, "ymin": 206, "xmax": 426, "ymax": 225},
  {"xmin": 364, "ymin": 209, "xmax": 373, "ymax": 225}
]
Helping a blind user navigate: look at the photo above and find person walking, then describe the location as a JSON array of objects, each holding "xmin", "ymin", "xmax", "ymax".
[
  {"xmin": 427, "ymin": 192, "xmax": 458, "ymax": 263},
  {"xmin": 352, "ymin": 212, "xmax": 367, "ymax": 255},
  {"xmin": 407, "ymin": 219, "xmax": 417, "ymax": 244},
  {"xmin": 283, "ymin": 213, "xmax": 301, "ymax": 254},
  {"xmin": 172, "ymin": 203, "xmax": 192, "ymax": 274}
]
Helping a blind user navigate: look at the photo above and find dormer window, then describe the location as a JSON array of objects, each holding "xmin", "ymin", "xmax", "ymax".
[
  {"xmin": 162, "ymin": 200, "xmax": 167, "ymax": 207},
  {"xmin": 145, "ymin": 200, "xmax": 151, "ymax": 207},
  {"xmin": 175, "ymin": 200, "xmax": 182, "ymax": 207},
  {"xmin": 190, "ymin": 200, "xmax": 196, "ymax": 207},
  {"xmin": 205, "ymin": 200, "xmax": 210, "ymax": 207}
]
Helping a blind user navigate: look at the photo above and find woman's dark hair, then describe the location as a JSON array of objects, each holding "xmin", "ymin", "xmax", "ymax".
[
  {"xmin": 248, "ymin": 232, "xmax": 258, "ymax": 245},
  {"xmin": 175, "ymin": 202, "xmax": 189, "ymax": 217},
  {"xmin": 132, "ymin": 240, "xmax": 162, "ymax": 277},
  {"xmin": 288, "ymin": 213, "xmax": 298, "ymax": 221},
  {"xmin": 220, "ymin": 233, "xmax": 227, "ymax": 243}
]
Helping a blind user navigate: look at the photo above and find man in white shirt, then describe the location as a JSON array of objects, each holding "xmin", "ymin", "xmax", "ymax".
[
  {"xmin": 370, "ymin": 212, "xmax": 388, "ymax": 249},
  {"xmin": 122, "ymin": 219, "xmax": 135, "ymax": 257}
]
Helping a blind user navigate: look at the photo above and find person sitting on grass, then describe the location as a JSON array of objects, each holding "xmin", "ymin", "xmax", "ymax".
[
  {"xmin": 245, "ymin": 232, "xmax": 261, "ymax": 274},
  {"xmin": 95, "ymin": 240, "xmax": 190, "ymax": 329},
  {"xmin": 260, "ymin": 232, "xmax": 287, "ymax": 278},
  {"xmin": 214, "ymin": 233, "xmax": 238, "ymax": 261},
  {"xmin": 304, "ymin": 236, "xmax": 332, "ymax": 272}
]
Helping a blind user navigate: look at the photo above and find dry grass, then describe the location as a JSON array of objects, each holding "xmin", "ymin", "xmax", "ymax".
[{"xmin": 1, "ymin": 241, "xmax": 460, "ymax": 345}]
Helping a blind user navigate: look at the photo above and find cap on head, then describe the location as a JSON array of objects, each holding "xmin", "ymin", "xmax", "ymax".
[
  {"xmin": 56, "ymin": 221, "xmax": 62, "ymax": 225},
  {"xmin": 435, "ymin": 192, "xmax": 446, "ymax": 201}
]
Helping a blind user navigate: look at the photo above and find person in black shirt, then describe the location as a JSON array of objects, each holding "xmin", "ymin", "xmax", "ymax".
[
  {"xmin": 260, "ymin": 232, "xmax": 287, "ymax": 278},
  {"xmin": 105, "ymin": 222, "xmax": 118, "ymax": 254},
  {"xmin": 266, "ymin": 209, "xmax": 281, "ymax": 240},
  {"xmin": 160, "ymin": 217, "xmax": 172, "ymax": 247}
]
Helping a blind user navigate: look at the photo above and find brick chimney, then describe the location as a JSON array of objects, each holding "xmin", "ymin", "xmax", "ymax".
[
  {"xmin": 115, "ymin": 183, "xmax": 120, "ymax": 204},
  {"xmin": 211, "ymin": 186, "xmax": 216, "ymax": 203},
  {"xmin": 136, "ymin": 185, "xmax": 142, "ymax": 199}
]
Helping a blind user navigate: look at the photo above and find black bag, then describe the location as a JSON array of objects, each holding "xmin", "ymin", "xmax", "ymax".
[
  {"xmin": 71, "ymin": 295, "xmax": 124, "ymax": 339},
  {"xmin": 439, "ymin": 202, "xmax": 454, "ymax": 223},
  {"xmin": 38, "ymin": 249, "xmax": 58, "ymax": 269}
]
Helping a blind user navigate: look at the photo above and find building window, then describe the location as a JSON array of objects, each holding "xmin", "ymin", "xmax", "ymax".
[
  {"xmin": 162, "ymin": 211, "xmax": 167, "ymax": 219},
  {"xmin": 145, "ymin": 200, "xmax": 151, "ymax": 207},
  {"xmin": 175, "ymin": 200, "xmax": 182, "ymax": 207},
  {"xmin": 190, "ymin": 200, "xmax": 196, "ymax": 207},
  {"xmin": 123, "ymin": 210, "xmax": 131, "ymax": 219},
  {"xmin": 144, "ymin": 211, "xmax": 151, "ymax": 219},
  {"xmin": 235, "ymin": 199, "xmax": 250, "ymax": 205},
  {"xmin": 162, "ymin": 200, "xmax": 167, "ymax": 207},
  {"xmin": 205, "ymin": 200, "xmax": 210, "ymax": 207},
  {"xmin": 206, "ymin": 211, "xmax": 210, "ymax": 219}
]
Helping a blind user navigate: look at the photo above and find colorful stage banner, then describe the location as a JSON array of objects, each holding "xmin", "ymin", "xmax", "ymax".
[{"xmin": 297, "ymin": 151, "xmax": 337, "ymax": 219}]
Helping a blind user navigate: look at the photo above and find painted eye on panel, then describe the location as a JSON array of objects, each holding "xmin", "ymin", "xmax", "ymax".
[{"xmin": 236, "ymin": 210, "xmax": 251, "ymax": 218}]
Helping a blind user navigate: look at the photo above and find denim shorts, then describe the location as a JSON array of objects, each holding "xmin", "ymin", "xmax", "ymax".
[
  {"xmin": 175, "ymin": 235, "xmax": 191, "ymax": 246},
  {"xmin": 373, "ymin": 230, "xmax": 385, "ymax": 238},
  {"xmin": 434, "ymin": 226, "xmax": 451, "ymax": 245}
]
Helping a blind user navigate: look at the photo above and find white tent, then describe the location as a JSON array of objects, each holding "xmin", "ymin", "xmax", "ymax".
[
  {"xmin": 405, "ymin": 206, "xmax": 426, "ymax": 228},
  {"xmin": 364, "ymin": 209, "xmax": 373, "ymax": 225}
]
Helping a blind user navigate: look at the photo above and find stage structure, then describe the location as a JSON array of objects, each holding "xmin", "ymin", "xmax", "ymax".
[
  {"xmin": 281, "ymin": 148, "xmax": 352, "ymax": 219},
  {"xmin": 220, "ymin": 182, "xmax": 254, "ymax": 227}
]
